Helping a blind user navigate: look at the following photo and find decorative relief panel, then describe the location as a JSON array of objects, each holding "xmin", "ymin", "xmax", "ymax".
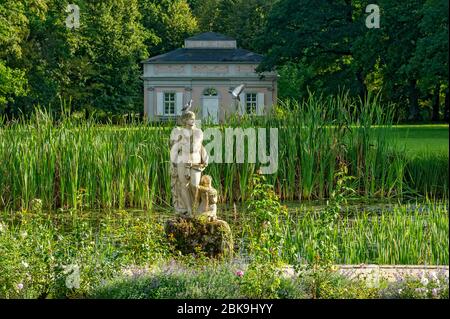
[
  {"xmin": 192, "ymin": 65, "xmax": 229, "ymax": 74},
  {"xmin": 155, "ymin": 65, "xmax": 185, "ymax": 74},
  {"xmin": 237, "ymin": 65, "xmax": 256, "ymax": 73}
]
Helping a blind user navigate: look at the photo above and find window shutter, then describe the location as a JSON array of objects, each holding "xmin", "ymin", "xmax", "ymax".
[
  {"xmin": 175, "ymin": 92, "xmax": 183, "ymax": 115},
  {"xmin": 239, "ymin": 93, "xmax": 245, "ymax": 115},
  {"xmin": 257, "ymin": 92, "xmax": 265, "ymax": 115},
  {"xmin": 156, "ymin": 92, "xmax": 164, "ymax": 115}
]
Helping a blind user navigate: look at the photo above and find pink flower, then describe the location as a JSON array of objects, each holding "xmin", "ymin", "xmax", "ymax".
[{"xmin": 236, "ymin": 270, "xmax": 244, "ymax": 277}]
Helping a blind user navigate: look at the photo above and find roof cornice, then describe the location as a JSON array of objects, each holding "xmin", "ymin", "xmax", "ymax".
[{"xmin": 141, "ymin": 61, "xmax": 262, "ymax": 65}]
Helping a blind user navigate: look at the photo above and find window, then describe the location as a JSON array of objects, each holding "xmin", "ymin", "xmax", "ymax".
[
  {"xmin": 246, "ymin": 93, "xmax": 257, "ymax": 114},
  {"xmin": 203, "ymin": 87, "xmax": 218, "ymax": 96},
  {"xmin": 164, "ymin": 92, "xmax": 176, "ymax": 115}
]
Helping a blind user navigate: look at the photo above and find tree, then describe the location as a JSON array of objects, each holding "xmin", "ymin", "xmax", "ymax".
[
  {"xmin": 0, "ymin": 61, "xmax": 28, "ymax": 114},
  {"xmin": 257, "ymin": 0, "xmax": 370, "ymax": 100},
  {"xmin": 13, "ymin": 0, "xmax": 73, "ymax": 115},
  {"xmin": 0, "ymin": 0, "xmax": 35, "ymax": 115},
  {"xmin": 1, "ymin": 0, "xmax": 199, "ymax": 117},
  {"xmin": 16, "ymin": 0, "xmax": 150, "ymax": 116},
  {"xmin": 190, "ymin": 0, "xmax": 221, "ymax": 32},
  {"xmin": 409, "ymin": 0, "xmax": 448, "ymax": 121},
  {"xmin": 191, "ymin": 0, "xmax": 275, "ymax": 52},
  {"xmin": 375, "ymin": 0, "xmax": 426, "ymax": 121},
  {"xmin": 2, "ymin": 0, "xmax": 446, "ymax": 121},
  {"xmin": 140, "ymin": 0, "xmax": 198, "ymax": 56},
  {"xmin": 257, "ymin": 0, "xmax": 448, "ymax": 121},
  {"xmin": 186, "ymin": 0, "xmax": 201, "ymax": 11}
]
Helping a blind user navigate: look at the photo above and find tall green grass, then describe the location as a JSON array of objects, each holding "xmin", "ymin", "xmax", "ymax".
[
  {"xmin": 0, "ymin": 93, "xmax": 447, "ymax": 210},
  {"xmin": 280, "ymin": 202, "xmax": 449, "ymax": 265},
  {"xmin": 404, "ymin": 152, "xmax": 449, "ymax": 198},
  {"xmin": 0, "ymin": 111, "xmax": 171, "ymax": 210}
]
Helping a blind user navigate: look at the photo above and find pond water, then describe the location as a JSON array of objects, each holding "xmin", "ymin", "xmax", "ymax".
[
  {"xmin": 146, "ymin": 198, "xmax": 447, "ymax": 220},
  {"xmin": 1, "ymin": 198, "xmax": 447, "ymax": 265},
  {"xmin": 4, "ymin": 198, "xmax": 445, "ymax": 227}
]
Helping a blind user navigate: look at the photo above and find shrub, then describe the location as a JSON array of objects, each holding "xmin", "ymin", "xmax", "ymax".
[
  {"xmin": 0, "ymin": 209, "xmax": 170, "ymax": 298},
  {"xmin": 380, "ymin": 271, "xmax": 449, "ymax": 299}
]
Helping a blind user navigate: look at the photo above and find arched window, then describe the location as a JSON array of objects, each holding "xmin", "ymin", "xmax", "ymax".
[{"xmin": 203, "ymin": 87, "xmax": 218, "ymax": 96}]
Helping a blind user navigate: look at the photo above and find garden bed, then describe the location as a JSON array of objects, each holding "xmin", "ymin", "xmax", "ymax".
[{"xmin": 282, "ymin": 264, "xmax": 450, "ymax": 284}]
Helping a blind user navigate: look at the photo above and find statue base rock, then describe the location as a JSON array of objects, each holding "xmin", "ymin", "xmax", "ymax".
[{"xmin": 165, "ymin": 216, "xmax": 233, "ymax": 258}]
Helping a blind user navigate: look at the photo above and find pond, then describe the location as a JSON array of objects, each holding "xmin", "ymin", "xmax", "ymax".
[{"xmin": 2, "ymin": 199, "xmax": 448, "ymax": 266}]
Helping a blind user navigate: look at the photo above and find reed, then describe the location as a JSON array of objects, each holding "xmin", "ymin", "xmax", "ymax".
[
  {"xmin": 404, "ymin": 151, "xmax": 449, "ymax": 198},
  {"xmin": 280, "ymin": 201, "xmax": 449, "ymax": 265},
  {"xmin": 0, "ymin": 94, "xmax": 447, "ymax": 210}
]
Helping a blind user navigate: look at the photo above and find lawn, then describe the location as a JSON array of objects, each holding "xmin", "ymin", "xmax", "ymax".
[{"xmin": 390, "ymin": 125, "xmax": 449, "ymax": 155}]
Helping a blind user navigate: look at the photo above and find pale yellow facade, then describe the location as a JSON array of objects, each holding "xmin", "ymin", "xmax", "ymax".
[{"xmin": 142, "ymin": 34, "xmax": 278, "ymax": 123}]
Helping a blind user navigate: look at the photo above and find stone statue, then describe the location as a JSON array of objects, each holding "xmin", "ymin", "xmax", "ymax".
[
  {"xmin": 170, "ymin": 111, "xmax": 209, "ymax": 215},
  {"xmin": 166, "ymin": 109, "xmax": 233, "ymax": 258},
  {"xmin": 194, "ymin": 175, "xmax": 218, "ymax": 220}
]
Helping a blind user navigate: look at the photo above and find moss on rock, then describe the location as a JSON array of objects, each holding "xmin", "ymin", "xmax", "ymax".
[{"xmin": 165, "ymin": 216, "xmax": 233, "ymax": 258}]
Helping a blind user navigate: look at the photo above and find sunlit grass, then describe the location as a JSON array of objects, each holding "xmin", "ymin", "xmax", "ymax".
[
  {"xmin": 0, "ymin": 94, "xmax": 447, "ymax": 210},
  {"xmin": 390, "ymin": 125, "xmax": 448, "ymax": 155},
  {"xmin": 280, "ymin": 201, "xmax": 449, "ymax": 265}
]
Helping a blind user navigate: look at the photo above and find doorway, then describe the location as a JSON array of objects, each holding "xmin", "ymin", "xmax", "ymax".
[{"xmin": 202, "ymin": 88, "xmax": 219, "ymax": 124}]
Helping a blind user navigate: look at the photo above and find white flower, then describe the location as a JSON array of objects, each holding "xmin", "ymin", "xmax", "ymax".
[
  {"xmin": 420, "ymin": 276, "xmax": 429, "ymax": 286},
  {"xmin": 62, "ymin": 264, "xmax": 80, "ymax": 289},
  {"xmin": 429, "ymin": 271, "xmax": 438, "ymax": 282},
  {"xmin": 21, "ymin": 261, "xmax": 29, "ymax": 268},
  {"xmin": 17, "ymin": 283, "xmax": 24, "ymax": 290}
]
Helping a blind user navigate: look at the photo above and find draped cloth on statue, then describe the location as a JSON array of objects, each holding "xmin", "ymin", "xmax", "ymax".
[{"xmin": 170, "ymin": 112, "xmax": 209, "ymax": 214}]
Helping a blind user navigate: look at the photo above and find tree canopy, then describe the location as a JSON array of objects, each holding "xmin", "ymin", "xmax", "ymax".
[
  {"xmin": 0, "ymin": 0, "xmax": 448, "ymax": 121},
  {"xmin": 257, "ymin": 0, "xmax": 448, "ymax": 120}
]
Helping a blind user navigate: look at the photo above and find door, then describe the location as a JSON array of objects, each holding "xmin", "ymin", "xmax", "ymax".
[{"xmin": 202, "ymin": 96, "xmax": 219, "ymax": 124}]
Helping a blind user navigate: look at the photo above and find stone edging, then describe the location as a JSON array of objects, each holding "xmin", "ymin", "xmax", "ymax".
[{"xmin": 282, "ymin": 264, "xmax": 449, "ymax": 285}]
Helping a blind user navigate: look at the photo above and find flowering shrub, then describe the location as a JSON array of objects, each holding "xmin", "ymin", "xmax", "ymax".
[
  {"xmin": 92, "ymin": 259, "xmax": 308, "ymax": 299},
  {"xmin": 381, "ymin": 271, "xmax": 449, "ymax": 299},
  {"xmin": 0, "ymin": 209, "xmax": 170, "ymax": 298},
  {"xmin": 238, "ymin": 262, "xmax": 283, "ymax": 298}
]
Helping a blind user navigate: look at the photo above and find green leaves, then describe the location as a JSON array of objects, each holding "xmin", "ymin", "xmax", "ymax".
[
  {"xmin": 0, "ymin": 0, "xmax": 199, "ymax": 117},
  {"xmin": 140, "ymin": 0, "xmax": 198, "ymax": 56},
  {"xmin": 256, "ymin": 0, "xmax": 448, "ymax": 120},
  {"xmin": 0, "ymin": 61, "xmax": 28, "ymax": 110},
  {"xmin": 244, "ymin": 173, "xmax": 288, "ymax": 263}
]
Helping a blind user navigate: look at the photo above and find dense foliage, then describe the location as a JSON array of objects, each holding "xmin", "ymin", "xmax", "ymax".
[
  {"xmin": 1, "ymin": 94, "xmax": 447, "ymax": 212},
  {"xmin": 257, "ymin": 0, "xmax": 449, "ymax": 121},
  {"xmin": 1, "ymin": 198, "xmax": 448, "ymax": 298},
  {"xmin": 0, "ymin": 0, "xmax": 197, "ymax": 118},
  {"xmin": 0, "ymin": 0, "xmax": 448, "ymax": 120}
]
